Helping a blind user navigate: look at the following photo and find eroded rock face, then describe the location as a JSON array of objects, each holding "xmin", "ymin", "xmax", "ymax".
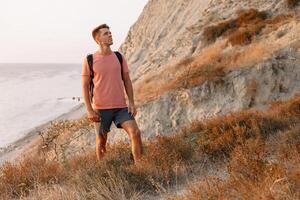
[
  {"xmin": 110, "ymin": 46, "xmax": 300, "ymax": 143},
  {"xmin": 119, "ymin": 0, "xmax": 287, "ymax": 82},
  {"xmin": 109, "ymin": 0, "xmax": 300, "ymax": 143}
]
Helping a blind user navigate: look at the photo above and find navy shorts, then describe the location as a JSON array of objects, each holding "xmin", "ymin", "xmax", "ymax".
[{"xmin": 94, "ymin": 107, "xmax": 135, "ymax": 135}]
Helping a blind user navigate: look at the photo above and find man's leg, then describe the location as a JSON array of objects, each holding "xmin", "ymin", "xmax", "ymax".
[
  {"xmin": 95, "ymin": 132, "xmax": 107, "ymax": 161},
  {"xmin": 94, "ymin": 121, "xmax": 108, "ymax": 161},
  {"xmin": 120, "ymin": 120, "xmax": 143, "ymax": 163}
]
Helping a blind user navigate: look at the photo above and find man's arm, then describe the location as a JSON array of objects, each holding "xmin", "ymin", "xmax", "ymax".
[
  {"xmin": 82, "ymin": 74, "xmax": 100, "ymax": 122},
  {"xmin": 123, "ymin": 72, "xmax": 137, "ymax": 116},
  {"xmin": 82, "ymin": 75, "xmax": 93, "ymax": 112}
]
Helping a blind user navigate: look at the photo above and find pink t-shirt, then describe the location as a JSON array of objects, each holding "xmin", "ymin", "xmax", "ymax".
[{"xmin": 81, "ymin": 51, "xmax": 129, "ymax": 109}]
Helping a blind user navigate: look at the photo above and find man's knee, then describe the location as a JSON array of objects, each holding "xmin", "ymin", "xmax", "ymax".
[
  {"xmin": 129, "ymin": 128, "xmax": 141, "ymax": 140},
  {"xmin": 96, "ymin": 135, "xmax": 107, "ymax": 147},
  {"xmin": 96, "ymin": 141, "xmax": 105, "ymax": 150},
  {"xmin": 96, "ymin": 139, "xmax": 106, "ymax": 145}
]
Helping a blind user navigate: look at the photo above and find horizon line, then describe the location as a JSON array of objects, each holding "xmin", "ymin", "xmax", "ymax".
[{"xmin": 0, "ymin": 62, "xmax": 81, "ymax": 65}]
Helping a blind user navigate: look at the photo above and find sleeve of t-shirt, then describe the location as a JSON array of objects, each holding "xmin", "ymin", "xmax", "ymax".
[
  {"xmin": 81, "ymin": 57, "xmax": 90, "ymax": 76},
  {"xmin": 122, "ymin": 55, "xmax": 129, "ymax": 73}
]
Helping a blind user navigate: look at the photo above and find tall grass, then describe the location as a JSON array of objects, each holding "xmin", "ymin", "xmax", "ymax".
[
  {"xmin": 168, "ymin": 126, "xmax": 300, "ymax": 199},
  {"xmin": 286, "ymin": 0, "xmax": 300, "ymax": 8},
  {"xmin": 202, "ymin": 8, "xmax": 295, "ymax": 46},
  {"xmin": 0, "ymin": 95, "xmax": 299, "ymax": 199}
]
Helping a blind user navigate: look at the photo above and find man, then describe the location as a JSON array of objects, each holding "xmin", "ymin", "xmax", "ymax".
[{"xmin": 81, "ymin": 24, "xmax": 143, "ymax": 164}]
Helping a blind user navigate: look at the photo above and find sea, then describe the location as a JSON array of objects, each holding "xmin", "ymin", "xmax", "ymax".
[{"xmin": 0, "ymin": 63, "xmax": 83, "ymax": 148}]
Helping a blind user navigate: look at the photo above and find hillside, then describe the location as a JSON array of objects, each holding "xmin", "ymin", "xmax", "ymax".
[
  {"xmin": 1, "ymin": 95, "xmax": 299, "ymax": 199},
  {"xmin": 0, "ymin": 0, "xmax": 300, "ymax": 199}
]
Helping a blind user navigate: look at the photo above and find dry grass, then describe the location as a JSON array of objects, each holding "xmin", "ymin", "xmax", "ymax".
[
  {"xmin": 134, "ymin": 9, "xmax": 298, "ymax": 106},
  {"xmin": 1, "ymin": 95, "xmax": 299, "ymax": 199},
  {"xmin": 286, "ymin": 0, "xmax": 300, "ymax": 8},
  {"xmin": 134, "ymin": 41, "xmax": 227, "ymax": 105},
  {"xmin": 186, "ymin": 95, "xmax": 300, "ymax": 158},
  {"xmin": 0, "ymin": 135, "xmax": 194, "ymax": 199},
  {"xmin": 36, "ymin": 117, "xmax": 92, "ymax": 162},
  {"xmin": 135, "ymin": 40, "xmax": 268, "ymax": 105},
  {"xmin": 168, "ymin": 126, "xmax": 300, "ymax": 199},
  {"xmin": 167, "ymin": 95, "xmax": 300, "ymax": 199},
  {"xmin": 38, "ymin": 118, "xmax": 91, "ymax": 150},
  {"xmin": 0, "ymin": 157, "xmax": 66, "ymax": 199},
  {"xmin": 202, "ymin": 9, "xmax": 268, "ymax": 45},
  {"xmin": 202, "ymin": 8, "xmax": 295, "ymax": 46}
]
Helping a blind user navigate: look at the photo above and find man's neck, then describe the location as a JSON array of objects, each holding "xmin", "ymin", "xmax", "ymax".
[{"xmin": 98, "ymin": 45, "xmax": 112, "ymax": 55}]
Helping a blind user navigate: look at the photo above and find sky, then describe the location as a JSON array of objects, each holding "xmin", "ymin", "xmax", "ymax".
[{"xmin": 0, "ymin": 0, "xmax": 148, "ymax": 63}]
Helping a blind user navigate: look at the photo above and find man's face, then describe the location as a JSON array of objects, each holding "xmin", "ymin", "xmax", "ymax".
[{"xmin": 97, "ymin": 28, "xmax": 113, "ymax": 46}]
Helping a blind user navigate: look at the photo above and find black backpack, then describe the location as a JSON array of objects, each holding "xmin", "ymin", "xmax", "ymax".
[{"xmin": 86, "ymin": 51, "xmax": 124, "ymax": 103}]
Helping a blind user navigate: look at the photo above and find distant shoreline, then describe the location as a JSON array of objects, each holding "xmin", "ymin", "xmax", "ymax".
[
  {"xmin": 0, "ymin": 103, "xmax": 86, "ymax": 166},
  {"xmin": 0, "ymin": 62, "xmax": 80, "ymax": 65}
]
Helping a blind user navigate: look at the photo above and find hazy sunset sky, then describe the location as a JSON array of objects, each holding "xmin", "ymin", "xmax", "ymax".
[{"xmin": 0, "ymin": 0, "xmax": 148, "ymax": 63}]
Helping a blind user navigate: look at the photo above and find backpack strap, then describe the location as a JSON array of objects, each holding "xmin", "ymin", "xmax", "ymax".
[
  {"xmin": 114, "ymin": 51, "xmax": 124, "ymax": 80},
  {"xmin": 86, "ymin": 54, "xmax": 94, "ymax": 103}
]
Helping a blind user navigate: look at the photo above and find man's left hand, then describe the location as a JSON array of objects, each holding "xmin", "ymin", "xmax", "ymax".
[{"xmin": 128, "ymin": 103, "xmax": 137, "ymax": 117}]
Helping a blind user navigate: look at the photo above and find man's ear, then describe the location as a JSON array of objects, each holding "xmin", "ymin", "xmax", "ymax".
[
  {"xmin": 95, "ymin": 33, "xmax": 101, "ymax": 44},
  {"xmin": 95, "ymin": 36, "xmax": 100, "ymax": 44}
]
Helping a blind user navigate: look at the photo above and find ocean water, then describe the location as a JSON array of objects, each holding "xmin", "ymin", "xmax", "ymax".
[{"xmin": 0, "ymin": 63, "xmax": 83, "ymax": 148}]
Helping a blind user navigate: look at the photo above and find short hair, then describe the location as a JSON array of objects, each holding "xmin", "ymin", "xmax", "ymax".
[{"xmin": 92, "ymin": 24, "xmax": 110, "ymax": 42}]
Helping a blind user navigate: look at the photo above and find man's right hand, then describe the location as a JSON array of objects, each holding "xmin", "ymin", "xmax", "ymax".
[{"xmin": 87, "ymin": 109, "xmax": 100, "ymax": 122}]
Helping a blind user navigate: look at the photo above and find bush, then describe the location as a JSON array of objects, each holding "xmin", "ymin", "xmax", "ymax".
[{"xmin": 202, "ymin": 9, "xmax": 267, "ymax": 45}]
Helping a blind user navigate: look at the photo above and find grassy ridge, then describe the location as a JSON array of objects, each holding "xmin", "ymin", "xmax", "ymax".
[{"xmin": 0, "ymin": 95, "xmax": 299, "ymax": 199}]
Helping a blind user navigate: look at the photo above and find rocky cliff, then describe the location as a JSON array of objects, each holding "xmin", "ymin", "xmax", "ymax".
[
  {"xmin": 120, "ymin": 0, "xmax": 290, "ymax": 82},
  {"xmin": 110, "ymin": 0, "xmax": 300, "ymax": 142}
]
